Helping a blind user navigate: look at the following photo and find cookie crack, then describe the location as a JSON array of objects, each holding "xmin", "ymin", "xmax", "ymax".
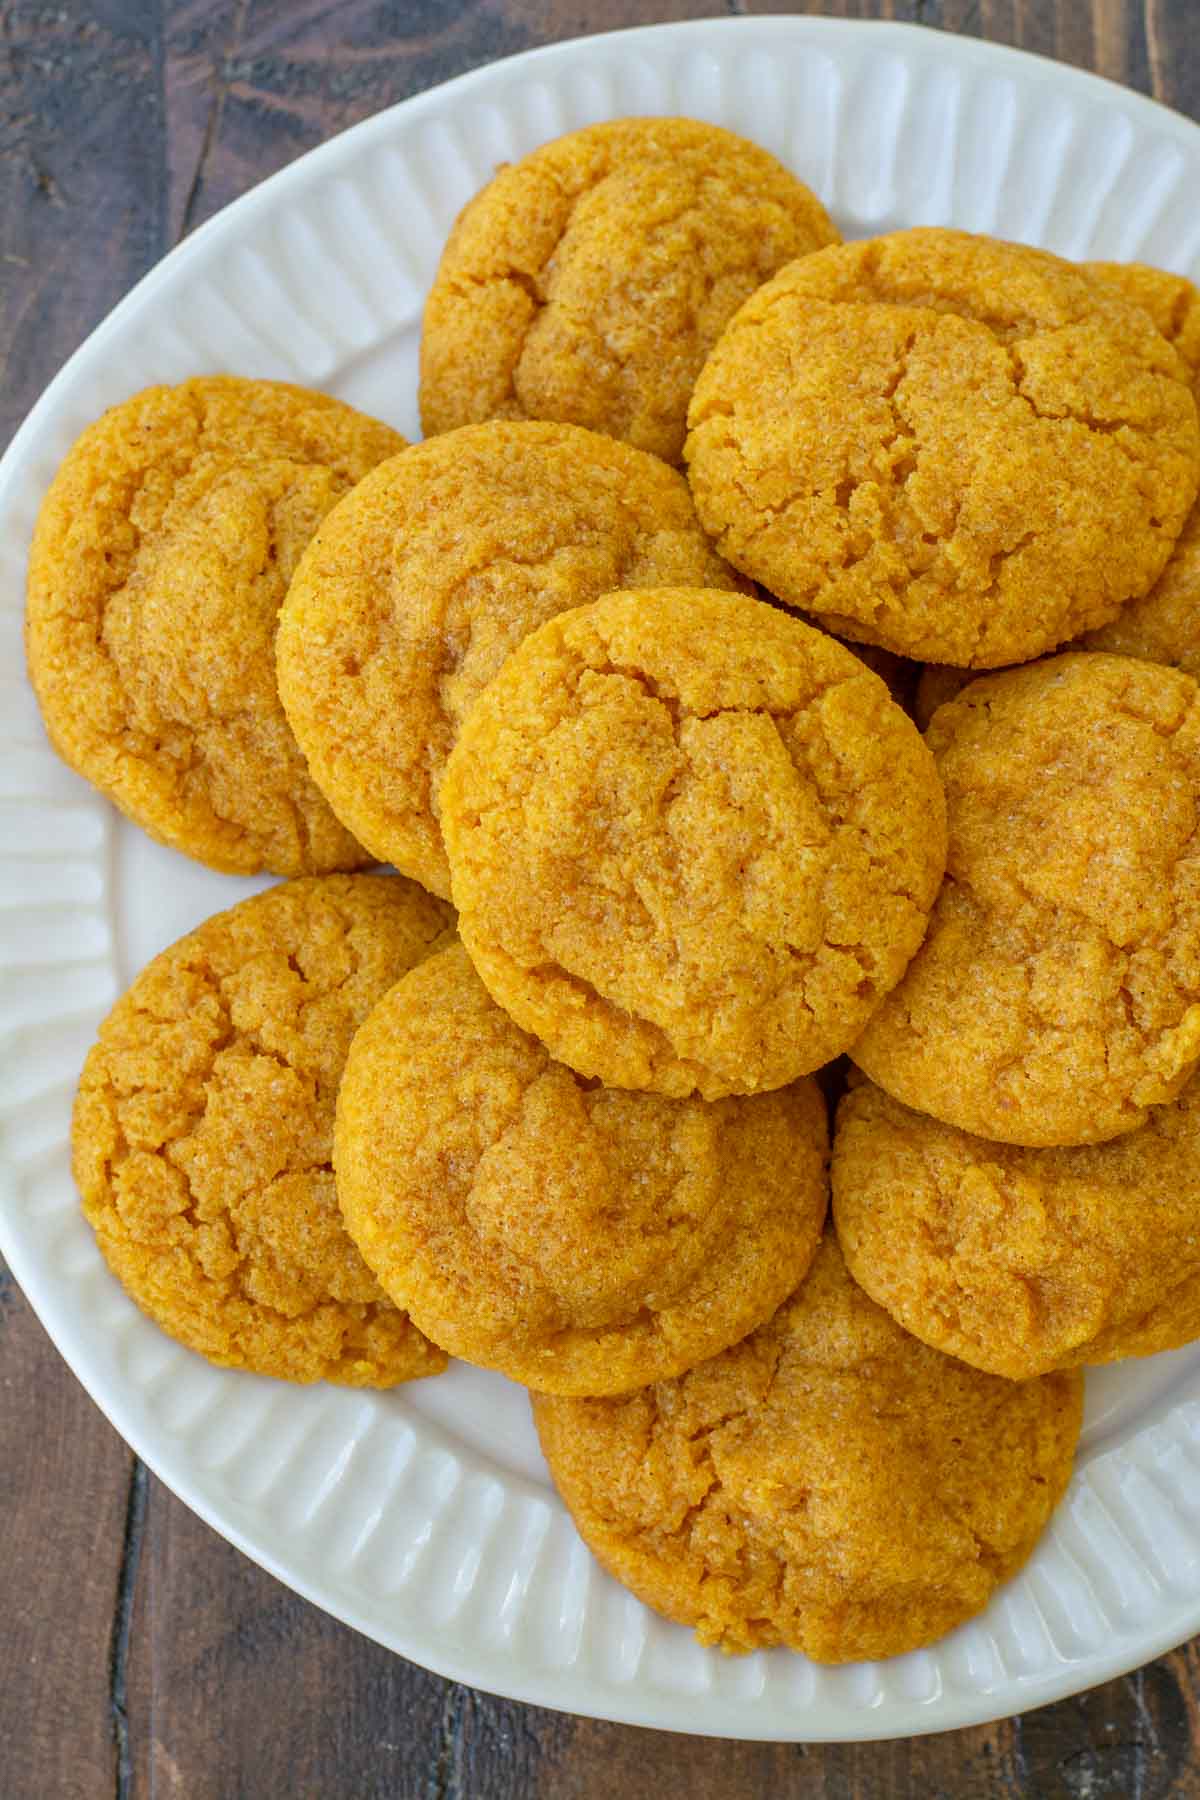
[
  {"xmin": 1006, "ymin": 342, "xmax": 1158, "ymax": 449},
  {"xmin": 448, "ymin": 152, "xmax": 826, "ymax": 432},
  {"xmin": 564, "ymin": 652, "xmax": 879, "ymax": 1006}
]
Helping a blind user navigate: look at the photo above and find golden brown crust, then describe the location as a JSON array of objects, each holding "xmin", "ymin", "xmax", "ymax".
[
  {"xmin": 833, "ymin": 1074, "xmax": 1200, "ymax": 1378},
  {"xmin": 532, "ymin": 1234, "xmax": 1082, "ymax": 1662},
  {"xmin": 418, "ymin": 117, "xmax": 838, "ymax": 463},
  {"xmin": 1081, "ymin": 504, "xmax": 1200, "ymax": 676},
  {"xmin": 1084, "ymin": 261, "xmax": 1200, "ymax": 374},
  {"xmin": 26, "ymin": 378, "xmax": 404, "ymax": 875},
  {"xmin": 913, "ymin": 271, "xmax": 1200, "ymax": 706},
  {"xmin": 441, "ymin": 587, "xmax": 947, "ymax": 1098},
  {"xmin": 335, "ymin": 942, "xmax": 829, "ymax": 1394},
  {"xmin": 72, "ymin": 876, "xmax": 453, "ymax": 1386},
  {"xmin": 852, "ymin": 653, "xmax": 1200, "ymax": 1145},
  {"xmin": 685, "ymin": 229, "xmax": 1200, "ymax": 667},
  {"xmin": 1079, "ymin": 265, "xmax": 1200, "ymax": 676},
  {"xmin": 276, "ymin": 421, "xmax": 743, "ymax": 899}
]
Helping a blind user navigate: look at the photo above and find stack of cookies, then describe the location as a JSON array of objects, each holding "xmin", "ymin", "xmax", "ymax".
[{"xmin": 27, "ymin": 115, "xmax": 1200, "ymax": 1667}]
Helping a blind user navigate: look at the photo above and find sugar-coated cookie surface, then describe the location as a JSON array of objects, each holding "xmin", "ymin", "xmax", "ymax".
[
  {"xmin": 276, "ymin": 421, "xmax": 741, "ymax": 900},
  {"xmin": 685, "ymin": 229, "xmax": 1200, "ymax": 667},
  {"xmin": 26, "ymin": 378, "xmax": 404, "ymax": 874},
  {"xmin": 441, "ymin": 587, "xmax": 947, "ymax": 1099},
  {"xmin": 73, "ymin": 876, "xmax": 453, "ymax": 1386},
  {"xmin": 532, "ymin": 1233, "xmax": 1082, "ymax": 1662},
  {"xmin": 418, "ymin": 117, "xmax": 838, "ymax": 464},
  {"xmin": 1083, "ymin": 261, "xmax": 1200, "ymax": 373},
  {"xmin": 913, "ymin": 266, "xmax": 1200, "ymax": 722},
  {"xmin": 853, "ymin": 653, "xmax": 1200, "ymax": 1145},
  {"xmin": 1080, "ymin": 265, "xmax": 1200, "ymax": 676},
  {"xmin": 335, "ymin": 943, "xmax": 829, "ymax": 1394},
  {"xmin": 834, "ymin": 1074, "xmax": 1200, "ymax": 1378},
  {"xmin": 1080, "ymin": 504, "xmax": 1200, "ymax": 677}
]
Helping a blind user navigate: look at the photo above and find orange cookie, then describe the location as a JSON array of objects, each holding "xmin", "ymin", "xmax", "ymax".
[
  {"xmin": 910, "ymin": 264, "xmax": 1200, "ymax": 716},
  {"xmin": 419, "ymin": 117, "xmax": 837, "ymax": 463},
  {"xmin": 27, "ymin": 378, "xmax": 404, "ymax": 874},
  {"xmin": 1081, "ymin": 263, "xmax": 1200, "ymax": 677},
  {"xmin": 1083, "ymin": 260, "xmax": 1200, "ymax": 372},
  {"xmin": 73, "ymin": 876, "xmax": 452, "ymax": 1385},
  {"xmin": 686, "ymin": 229, "xmax": 1200, "ymax": 667},
  {"xmin": 853, "ymin": 653, "xmax": 1200, "ymax": 1145},
  {"xmin": 441, "ymin": 587, "xmax": 946, "ymax": 1099},
  {"xmin": 533, "ymin": 1233, "xmax": 1082, "ymax": 1663},
  {"xmin": 834, "ymin": 1073, "xmax": 1200, "ymax": 1378},
  {"xmin": 276, "ymin": 421, "xmax": 742, "ymax": 899},
  {"xmin": 335, "ymin": 942, "xmax": 829, "ymax": 1394}
]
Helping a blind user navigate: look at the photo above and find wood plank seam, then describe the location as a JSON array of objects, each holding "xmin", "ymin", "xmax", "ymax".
[{"xmin": 108, "ymin": 1460, "xmax": 148, "ymax": 1800}]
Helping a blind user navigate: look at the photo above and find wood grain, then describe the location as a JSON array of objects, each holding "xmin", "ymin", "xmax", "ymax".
[
  {"xmin": 0, "ymin": 4, "xmax": 166, "ymax": 453},
  {"xmin": 6, "ymin": 2, "xmax": 1200, "ymax": 1795},
  {"xmin": 0, "ymin": 1279, "xmax": 133, "ymax": 1800}
]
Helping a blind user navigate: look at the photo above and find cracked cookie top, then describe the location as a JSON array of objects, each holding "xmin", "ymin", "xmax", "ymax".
[
  {"xmin": 417, "ymin": 117, "xmax": 837, "ymax": 464},
  {"xmin": 852, "ymin": 652, "xmax": 1200, "ymax": 1145},
  {"xmin": 334, "ymin": 942, "xmax": 829, "ymax": 1394},
  {"xmin": 26, "ymin": 378, "xmax": 405, "ymax": 875},
  {"xmin": 72, "ymin": 875, "xmax": 453, "ymax": 1386},
  {"xmin": 913, "ymin": 267, "xmax": 1200, "ymax": 723},
  {"xmin": 439, "ymin": 587, "xmax": 947, "ymax": 1099},
  {"xmin": 685, "ymin": 229, "xmax": 1200, "ymax": 667},
  {"xmin": 532, "ymin": 1232, "xmax": 1082, "ymax": 1662},
  {"xmin": 1080, "ymin": 263, "xmax": 1200, "ymax": 677},
  {"xmin": 833, "ymin": 1073, "xmax": 1200, "ymax": 1379},
  {"xmin": 1083, "ymin": 260, "xmax": 1200, "ymax": 373},
  {"xmin": 276, "ymin": 420, "xmax": 743, "ymax": 900}
]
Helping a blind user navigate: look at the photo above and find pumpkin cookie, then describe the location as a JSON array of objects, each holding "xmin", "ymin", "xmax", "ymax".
[
  {"xmin": 73, "ymin": 875, "xmax": 453, "ymax": 1385},
  {"xmin": 440, "ymin": 587, "xmax": 946, "ymax": 1099},
  {"xmin": 829, "ymin": 635, "xmax": 918, "ymax": 713},
  {"xmin": 26, "ymin": 378, "xmax": 405, "ymax": 875},
  {"xmin": 1083, "ymin": 261, "xmax": 1200, "ymax": 373},
  {"xmin": 532, "ymin": 1233, "xmax": 1082, "ymax": 1662},
  {"xmin": 418, "ymin": 117, "xmax": 837, "ymax": 464},
  {"xmin": 852, "ymin": 653, "xmax": 1200, "ymax": 1145},
  {"xmin": 1080, "ymin": 504, "xmax": 1200, "ymax": 677},
  {"xmin": 914, "ymin": 268, "xmax": 1200, "ymax": 726},
  {"xmin": 834, "ymin": 1073, "xmax": 1200, "ymax": 1379},
  {"xmin": 685, "ymin": 229, "xmax": 1200, "ymax": 667},
  {"xmin": 335, "ymin": 942, "xmax": 828, "ymax": 1395},
  {"xmin": 1079, "ymin": 265, "xmax": 1200, "ymax": 677},
  {"xmin": 276, "ymin": 421, "xmax": 742, "ymax": 899}
]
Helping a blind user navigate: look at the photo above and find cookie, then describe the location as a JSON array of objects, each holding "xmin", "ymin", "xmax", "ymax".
[
  {"xmin": 532, "ymin": 1233, "xmax": 1082, "ymax": 1662},
  {"xmin": 685, "ymin": 229, "xmax": 1200, "ymax": 667},
  {"xmin": 335, "ymin": 942, "xmax": 829, "ymax": 1395},
  {"xmin": 1079, "ymin": 266, "xmax": 1200, "ymax": 677},
  {"xmin": 26, "ymin": 378, "xmax": 405, "ymax": 875},
  {"xmin": 276, "ymin": 421, "xmax": 742, "ymax": 900},
  {"xmin": 828, "ymin": 635, "xmax": 918, "ymax": 713},
  {"xmin": 913, "ymin": 269, "xmax": 1200, "ymax": 724},
  {"xmin": 834, "ymin": 1073, "xmax": 1200, "ymax": 1378},
  {"xmin": 73, "ymin": 875, "xmax": 453, "ymax": 1385},
  {"xmin": 852, "ymin": 652, "xmax": 1200, "ymax": 1145},
  {"xmin": 1080, "ymin": 504, "xmax": 1200, "ymax": 677},
  {"xmin": 440, "ymin": 587, "xmax": 946, "ymax": 1099},
  {"xmin": 1083, "ymin": 261, "xmax": 1200, "ymax": 373},
  {"xmin": 418, "ymin": 117, "xmax": 837, "ymax": 464}
]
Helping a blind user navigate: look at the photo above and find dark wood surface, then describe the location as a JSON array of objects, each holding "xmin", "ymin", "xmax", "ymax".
[{"xmin": 5, "ymin": 2, "xmax": 1200, "ymax": 1795}]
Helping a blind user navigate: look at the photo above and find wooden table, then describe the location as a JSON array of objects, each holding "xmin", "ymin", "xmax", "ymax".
[{"xmin": 5, "ymin": 2, "xmax": 1200, "ymax": 1794}]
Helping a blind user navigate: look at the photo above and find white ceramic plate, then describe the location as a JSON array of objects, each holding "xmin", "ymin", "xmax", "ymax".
[{"xmin": 6, "ymin": 14, "xmax": 1200, "ymax": 1743}]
